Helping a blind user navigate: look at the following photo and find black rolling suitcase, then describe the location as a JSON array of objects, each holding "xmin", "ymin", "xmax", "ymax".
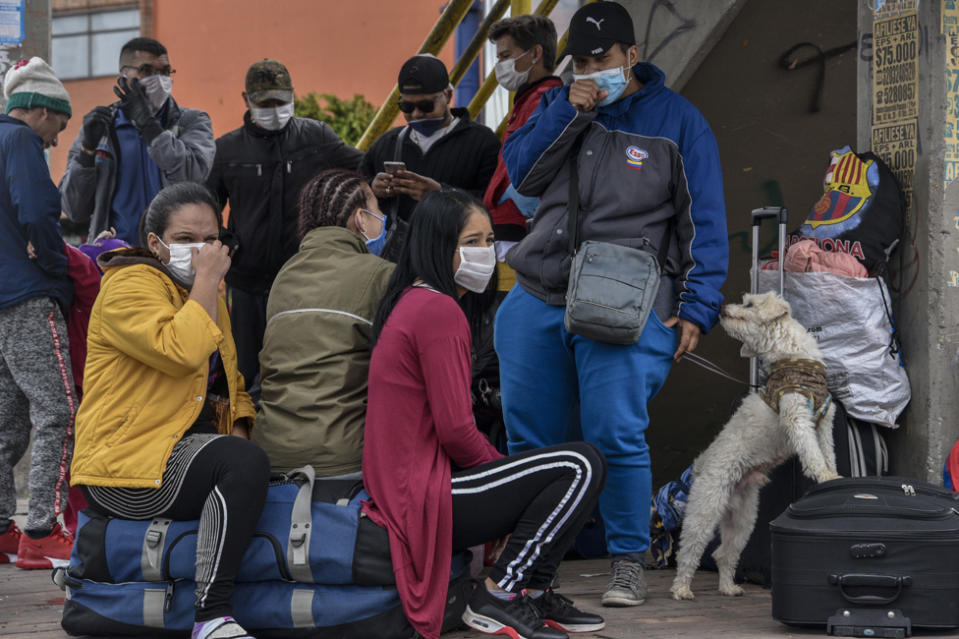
[{"xmin": 771, "ymin": 476, "xmax": 959, "ymax": 635}]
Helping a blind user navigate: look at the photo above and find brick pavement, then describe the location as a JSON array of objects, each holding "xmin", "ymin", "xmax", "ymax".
[{"xmin": 0, "ymin": 555, "xmax": 857, "ymax": 639}]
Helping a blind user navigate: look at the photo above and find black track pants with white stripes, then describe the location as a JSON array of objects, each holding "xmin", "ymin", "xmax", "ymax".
[
  {"xmin": 451, "ymin": 442, "xmax": 606, "ymax": 591},
  {"xmin": 83, "ymin": 435, "xmax": 269, "ymax": 621}
]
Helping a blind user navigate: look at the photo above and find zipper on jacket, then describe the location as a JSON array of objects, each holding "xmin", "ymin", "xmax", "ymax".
[
  {"xmin": 286, "ymin": 160, "xmax": 292, "ymax": 174},
  {"xmin": 256, "ymin": 164, "xmax": 262, "ymax": 177}
]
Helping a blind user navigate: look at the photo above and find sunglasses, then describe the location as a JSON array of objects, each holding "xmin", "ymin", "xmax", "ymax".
[
  {"xmin": 121, "ymin": 63, "xmax": 176, "ymax": 77},
  {"xmin": 397, "ymin": 97, "xmax": 437, "ymax": 114}
]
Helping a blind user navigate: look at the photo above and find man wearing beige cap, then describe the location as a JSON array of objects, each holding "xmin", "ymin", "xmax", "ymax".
[
  {"xmin": 0, "ymin": 57, "xmax": 76, "ymax": 570},
  {"xmin": 206, "ymin": 59, "xmax": 363, "ymax": 398}
]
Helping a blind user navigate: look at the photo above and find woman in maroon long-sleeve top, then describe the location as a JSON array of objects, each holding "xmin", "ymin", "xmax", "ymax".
[{"xmin": 362, "ymin": 189, "xmax": 607, "ymax": 639}]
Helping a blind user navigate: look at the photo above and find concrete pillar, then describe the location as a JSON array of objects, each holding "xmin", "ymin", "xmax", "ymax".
[
  {"xmin": 0, "ymin": 0, "xmax": 51, "ymax": 112},
  {"xmin": 858, "ymin": 0, "xmax": 959, "ymax": 481}
]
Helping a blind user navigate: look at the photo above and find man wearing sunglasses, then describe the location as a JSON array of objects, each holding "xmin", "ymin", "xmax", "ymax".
[
  {"xmin": 360, "ymin": 54, "xmax": 500, "ymax": 258},
  {"xmin": 60, "ymin": 37, "xmax": 215, "ymax": 246}
]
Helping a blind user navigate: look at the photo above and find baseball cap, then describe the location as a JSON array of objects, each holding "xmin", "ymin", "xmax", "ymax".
[
  {"xmin": 397, "ymin": 55, "xmax": 449, "ymax": 94},
  {"xmin": 560, "ymin": 1, "xmax": 636, "ymax": 58},
  {"xmin": 245, "ymin": 59, "xmax": 293, "ymax": 104}
]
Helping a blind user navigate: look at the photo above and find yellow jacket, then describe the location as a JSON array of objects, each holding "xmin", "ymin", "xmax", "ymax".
[{"xmin": 71, "ymin": 250, "xmax": 255, "ymax": 488}]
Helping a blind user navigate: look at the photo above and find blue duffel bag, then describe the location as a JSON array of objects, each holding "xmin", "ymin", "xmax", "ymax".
[
  {"xmin": 70, "ymin": 466, "xmax": 393, "ymax": 585},
  {"xmin": 59, "ymin": 576, "xmax": 408, "ymax": 638},
  {"xmin": 57, "ymin": 553, "xmax": 473, "ymax": 638}
]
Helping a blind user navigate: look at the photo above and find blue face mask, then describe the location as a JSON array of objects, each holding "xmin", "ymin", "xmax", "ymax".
[
  {"xmin": 359, "ymin": 208, "xmax": 387, "ymax": 256},
  {"xmin": 573, "ymin": 64, "xmax": 631, "ymax": 107},
  {"xmin": 408, "ymin": 116, "xmax": 447, "ymax": 137}
]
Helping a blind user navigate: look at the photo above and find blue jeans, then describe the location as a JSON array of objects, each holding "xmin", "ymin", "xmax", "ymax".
[{"xmin": 494, "ymin": 285, "xmax": 676, "ymax": 555}]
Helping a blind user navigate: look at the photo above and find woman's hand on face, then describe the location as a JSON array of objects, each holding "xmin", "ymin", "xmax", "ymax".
[{"xmin": 192, "ymin": 241, "xmax": 231, "ymax": 284}]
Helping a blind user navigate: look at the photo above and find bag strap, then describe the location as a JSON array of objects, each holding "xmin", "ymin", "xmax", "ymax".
[
  {"xmin": 287, "ymin": 464, "xmax": 316, "ymax": 582},
  {"xmin": 566, "ymin": 133, "xmax": 672, "ymax": 269}
]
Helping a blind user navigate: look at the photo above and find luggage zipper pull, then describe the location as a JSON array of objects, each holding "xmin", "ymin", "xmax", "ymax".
[
  {"xmin": 901, "ymin": 483, "xmax": 916, "ymax": 496},
  {"xmin": 164, "ymin": 581, "xmax": 175, "ymax": 611}
]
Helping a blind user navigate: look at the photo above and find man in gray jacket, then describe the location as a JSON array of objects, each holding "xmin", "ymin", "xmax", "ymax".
[{"xmin": 60, "ymin": 37, "xmax": 215, "ymax": 245}]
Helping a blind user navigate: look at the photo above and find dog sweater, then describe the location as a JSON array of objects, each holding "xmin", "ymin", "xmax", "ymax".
[{"xmin": 759, "ymin": 359, "xmax": 831, "ymax": 424}]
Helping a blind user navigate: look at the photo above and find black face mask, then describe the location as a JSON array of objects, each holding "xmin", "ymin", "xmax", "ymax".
[{"xmin": 407, "ymin": 116, "xmax": 447, "ymax": 136}]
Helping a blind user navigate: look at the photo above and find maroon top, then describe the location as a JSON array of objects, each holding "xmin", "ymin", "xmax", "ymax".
[{"xmin": 362, "ymin": 287, "xmax": 502, "ymax": 639}]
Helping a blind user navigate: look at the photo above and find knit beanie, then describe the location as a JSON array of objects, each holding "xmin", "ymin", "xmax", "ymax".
[{"xmin": 4, "ymin": 57, "xmax": 72, "ymax": 117}]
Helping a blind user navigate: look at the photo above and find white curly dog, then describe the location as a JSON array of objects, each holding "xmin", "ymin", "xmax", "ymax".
[{"xmin": 670, "ymin": 292, "xmax": 841, "ymax": 601}]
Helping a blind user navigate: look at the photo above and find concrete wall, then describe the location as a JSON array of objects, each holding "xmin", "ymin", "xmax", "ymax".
[
  {"xmin": 646, "ymin": 0, "xmax": 859, "ymax": 484},
  {"xmin": 618, "ymin": 0, "xmax": 748, "ymax": 91}
]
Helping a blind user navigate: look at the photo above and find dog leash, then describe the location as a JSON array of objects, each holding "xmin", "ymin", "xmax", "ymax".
[{"xmin": 680, "ymin": 352, "xmax": 760, "ymax": 389}]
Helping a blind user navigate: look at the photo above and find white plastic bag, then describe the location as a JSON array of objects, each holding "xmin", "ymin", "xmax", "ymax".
[{"xmin": 757, "ymin": 270, "xmax": 909, "ymax": 428}]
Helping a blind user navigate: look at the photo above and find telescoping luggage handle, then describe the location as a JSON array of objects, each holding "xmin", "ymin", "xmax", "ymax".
[{"xmin": 749, "ymin": 206, "xmax": 789, "ymax": 388}]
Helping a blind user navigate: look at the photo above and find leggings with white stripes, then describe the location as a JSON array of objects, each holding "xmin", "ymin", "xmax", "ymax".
[
  {"xmin": 82, "ymin": 434, "xmax": 269, "ymax": 621},
  {"xmin": 451, "ymin": 442, "xmax": 606, "ymax": 591}
]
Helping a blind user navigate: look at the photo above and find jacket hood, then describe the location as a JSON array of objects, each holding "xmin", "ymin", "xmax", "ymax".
[{"xmin": 98, "ymin": 246, "xmax": 187, "ymax": 289}]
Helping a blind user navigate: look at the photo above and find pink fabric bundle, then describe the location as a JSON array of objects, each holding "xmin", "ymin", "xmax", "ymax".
[{"xmin": 761, "ymin": 239, "xmax": 868, "ymax": 277}]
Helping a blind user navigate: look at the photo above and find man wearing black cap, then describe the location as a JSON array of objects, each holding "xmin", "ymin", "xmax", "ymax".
[
  {"xmin": 205, "ymin": 59, "xmax": 363, "ymax": 397},
  {"xmin": 495, "ymin": 1, "xmax": 729, "ymax": 607},
  {"xmin": 361, "ymin": 54, "xmax": 500, "ymax": 248}
]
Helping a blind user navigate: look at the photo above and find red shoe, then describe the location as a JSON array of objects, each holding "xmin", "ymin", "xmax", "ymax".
[
  {"xmin": 0, "ymin": 521, "xmax": 22, "ymax": 563},
  {"xmin": 15, "ymin": 523, "xmax": 73, "ymax": 569}
]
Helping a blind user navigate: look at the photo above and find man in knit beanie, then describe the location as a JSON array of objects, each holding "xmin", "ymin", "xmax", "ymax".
[
  {"xmin": 4, "ymin": 56, "xmax": 71, "ymax": 147},
  {"xmin": 0, "ymin": 57, "xmax": 77, "ymax": 570}
]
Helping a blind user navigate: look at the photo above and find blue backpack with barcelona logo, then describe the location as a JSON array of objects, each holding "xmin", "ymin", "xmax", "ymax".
[{"xmin": 790, "ymin": 146, "xmax": 905, "ymax": 275}]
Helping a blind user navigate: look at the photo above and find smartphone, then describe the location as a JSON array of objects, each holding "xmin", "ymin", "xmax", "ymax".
[{"xmin": 384, "ymin": 161, "xmax": 407, "ymax": 174}]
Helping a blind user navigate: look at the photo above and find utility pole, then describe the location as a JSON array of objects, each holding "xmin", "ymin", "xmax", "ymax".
[
  {"xmin": 858, "ymin": 0, "xmax": 959, "ymax": 481},
  {"xmin": 0, "ymin": 0, "xmax": 51, "ymax": 112}
]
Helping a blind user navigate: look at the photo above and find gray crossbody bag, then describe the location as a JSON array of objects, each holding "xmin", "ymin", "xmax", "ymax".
[{"xmin": 564, "ymin": 138, "xmax": 670, "ymax": 345}]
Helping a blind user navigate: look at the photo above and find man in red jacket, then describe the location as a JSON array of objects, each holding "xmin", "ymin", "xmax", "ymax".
[{"xmin": 484, "ymin": 15, "xmax": 563, "ymax": 291}]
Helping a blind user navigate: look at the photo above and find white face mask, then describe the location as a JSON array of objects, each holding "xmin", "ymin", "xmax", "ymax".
[
  {"xmin": 139, "ymin": 74, "xmax": 173, "ymax": 113},
  {"xmin": 495, "ymin": 49, "xmax": 534, "ymax": 92},
  {"xmin": 250, "ymin": 102, "xmax": 294, "ymax": 131},
  {"xmin": 454, "ymin": 245, "xmax": 496, "ymax": 293},
  {"xmin": 156, "ymin": 237, "xmax": 204, "ymax": 286}
]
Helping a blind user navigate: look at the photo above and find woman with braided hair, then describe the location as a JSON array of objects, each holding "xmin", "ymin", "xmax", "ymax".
[{"xmin": 252, "ymin": 169, "xmax": 394, "ymax": 476}]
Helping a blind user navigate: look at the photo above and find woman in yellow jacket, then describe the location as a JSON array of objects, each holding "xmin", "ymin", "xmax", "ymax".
[{"xmin": 71, "ymin": 182, "xmax": 267, "ymax": 639}]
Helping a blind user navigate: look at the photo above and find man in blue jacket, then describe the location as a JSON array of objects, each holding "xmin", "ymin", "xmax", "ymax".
[
  {"xmin": 0, "ymin": 57, "xmax": 77, "ymax": 570},
  {"xmin": 496, "ymin": 2, "xmax": 728, "ymax": 607}
]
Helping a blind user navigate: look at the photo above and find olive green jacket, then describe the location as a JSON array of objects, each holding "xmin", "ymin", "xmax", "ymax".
[{"xmin": 253, "ymin": 226, "xmax": 393, "ymax": 474}]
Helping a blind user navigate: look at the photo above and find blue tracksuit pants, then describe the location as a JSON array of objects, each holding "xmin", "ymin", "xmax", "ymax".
[{"xmin": 494, "ymin": 284, "xmax": 676, "ymax": 555}]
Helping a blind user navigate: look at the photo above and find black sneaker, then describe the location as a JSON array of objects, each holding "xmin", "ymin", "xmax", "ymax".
[
  {"xmin": 462, "ymin": 585, "xmax": 568, "ymax": 639},
  {"xmin": 532, "ymin": 589, "xmax": 605, "ymax": 633}
]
